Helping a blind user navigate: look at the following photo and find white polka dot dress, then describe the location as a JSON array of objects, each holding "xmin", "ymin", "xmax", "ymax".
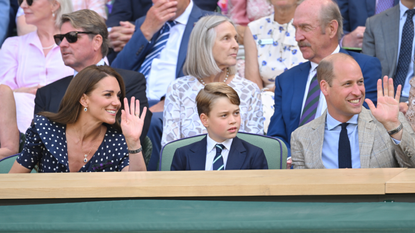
[{"xmin": 16, "ymin": 115, "xmax": 129, "ymax": 172}]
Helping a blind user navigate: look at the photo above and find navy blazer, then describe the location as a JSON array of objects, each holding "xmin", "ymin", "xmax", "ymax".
[
  {"xmin": 34, "ymin": 68, "xmax": 152, "ymax": 144},
  {"xmin": 171, "ymin": 136, "xmax": 268, "ymax": 170},
  {"xmin": 106, "ymin": 0, "xmax": 152, "ymax": 27},
  {"xmin": 267, "ymin": 48, "xmax": 382, "ymax": 155},
  {"xmin": 106, "ymin": 0, "xmax": 218, "ymax": 27},
  {"xmin": 111, "ymin": 4, "xmax": 213, "ymax": 79},
  {"xmin": 336, "ymin": 0, "xmax": 399, "ymax": 34}
]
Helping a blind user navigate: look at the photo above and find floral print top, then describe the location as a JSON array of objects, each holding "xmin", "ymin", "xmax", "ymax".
[{"xmin": 248, "ymin": 15, "xmax": 306, "ymax": 88}]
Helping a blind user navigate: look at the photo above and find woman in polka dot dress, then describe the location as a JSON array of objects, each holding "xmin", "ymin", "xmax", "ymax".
[{"xmin": 9, "ymin": 66, "xmax": 147, "ymax": 172}]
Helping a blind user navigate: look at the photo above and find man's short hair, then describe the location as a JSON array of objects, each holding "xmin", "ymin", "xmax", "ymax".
[
  {"xmin": 317, "ymin": 53, "xmax": 354, "ymax": 86},
  {"xmin": 318, "ymin": 0, "xmax": 343, "ymax": 40},
  {"xmin": 196, "ymin": 82, "xmax": 240, "ymax": 116},
  {"xmin": 183, "ymin": 15, "xmax": 236, "ymax": 78},
  {"xmin": 60, "ymin": 9, "xmax": 109, "ymax": 57}
]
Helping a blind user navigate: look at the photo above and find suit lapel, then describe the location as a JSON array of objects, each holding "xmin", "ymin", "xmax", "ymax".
[
  {"xmin": 358, "ymin": 109, "xmax": 375, "ymax": 168},
  {"xmin": 176, "ymin": 5, "xmax": 204, "ymax": 78},
  {"xmin": 291, "ymin": 62, "xmax": 312, "ymax": 129},
  {"xmin": 226, "ymin": 137, "xmax": 247, "ymax": 169},
  {"xmin": 383, "ymin": 5, "xmax": 400, "ymax": 77},
  {"xmin": 308, "ymin": 112, "xmax": 326, "ymax": 169},
  {"xmin": 188, "ymin": 136, "xmax": 208, "ymax": 170}
]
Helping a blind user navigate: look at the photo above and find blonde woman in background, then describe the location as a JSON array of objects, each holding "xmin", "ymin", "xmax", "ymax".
[
  {"xmin": 0, "ymin": 0, "xmax": 73, "ymax": 133},
  {"xmin": 16, "ymin": 0, "xmax": 107, "ymax": 36}
]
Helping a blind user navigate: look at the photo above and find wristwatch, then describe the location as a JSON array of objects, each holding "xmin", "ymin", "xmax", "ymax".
[{"xmin": 388, "ymin": 123, "xmax": 403, "ymax": 136}]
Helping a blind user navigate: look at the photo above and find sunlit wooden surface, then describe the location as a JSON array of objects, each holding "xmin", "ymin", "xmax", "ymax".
[
  {"xmin": 386, "ymin": 169, "xmax": 415, "ymax": 193},
  {"xmin": 0, "ymin": 168, "xmax": 406, "ymax": 199}
]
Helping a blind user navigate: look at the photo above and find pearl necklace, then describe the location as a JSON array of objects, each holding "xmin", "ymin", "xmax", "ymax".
[
  {"xmin": 42, "ymin": 44, "xmax": 54, "ymax": 50},
  {"xmin": 198, "ymin": 68, "xmax": 230, "ymax": 86}
]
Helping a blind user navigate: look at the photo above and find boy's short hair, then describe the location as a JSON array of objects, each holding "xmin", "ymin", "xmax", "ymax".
[{"xmin": 196, "ymin": 82, "xmax": 240, "ymax": 116}]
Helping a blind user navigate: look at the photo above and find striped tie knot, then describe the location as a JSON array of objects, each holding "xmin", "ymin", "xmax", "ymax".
[
  {"xmin": 139, "ymin": 21, "xmax": 178, "ymax": 78},
  {"xmin": 213, "ymin": 144, "xmax": 225, "ymax": 170}
]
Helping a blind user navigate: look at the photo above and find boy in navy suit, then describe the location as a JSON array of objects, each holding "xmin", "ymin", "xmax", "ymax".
[{"xmin": 171, "ymin": 83, "xmax": 268, "ymax": 171}]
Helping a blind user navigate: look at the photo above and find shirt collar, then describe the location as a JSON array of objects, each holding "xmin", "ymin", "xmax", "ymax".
[
  {"xmin": 73, "ymin": 58, "xmax": 106, "ymax": 77},
  {"xmin": 326, "ymin": 110, "xmax": 359, "ymax": 130},
  {"xmin": 29, "ymin": 30, "xmax": 58, "ymax": 50},
  {"xmin": 206, "ymin": 134, "xmax": 233, "ymax": 152},
  {"xmin": 310, "ymin": 45, "xmax": 340, "ymax": 69},
  {"xmin": 399, "ymin": 1, "xmax": 415, "ymax": 19},
  {"xmin": 174, "ymin": 0, "xmax": 193, "ymax": 26}
]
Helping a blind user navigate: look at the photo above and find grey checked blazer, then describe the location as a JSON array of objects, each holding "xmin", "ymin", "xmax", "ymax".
[
  {"xmin": 362, "ymin": 4, "xmax": 415, "ymax": 80},
  {"xmin": 291, "ymin": 108, "xmax": 415, "ymax": 169}
]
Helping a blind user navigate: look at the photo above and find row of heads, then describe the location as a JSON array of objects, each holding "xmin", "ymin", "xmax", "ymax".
[
  {"xmin": 49, "ymin": 0, "xmax": 344, "ymax": 74},
  {"xmin": 58, "ymin": 52, "xmax": 354, "ymax": 131},
  {"xmin": 44, "ymin": 65, "xmax": 240, "ymax": 129}
]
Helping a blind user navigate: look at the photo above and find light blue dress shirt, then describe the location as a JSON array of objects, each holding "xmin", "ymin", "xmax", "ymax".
[
  {"xmin": 322, "ymin": 112, "xmax": 361, "ymax": 169},
  {"xmin": 0, "ymin": 0, "xmax": 10, "ymax": 46},
  {"xmin": 397, "ymin": 2, "xmax": 415, "ymax": 98}
]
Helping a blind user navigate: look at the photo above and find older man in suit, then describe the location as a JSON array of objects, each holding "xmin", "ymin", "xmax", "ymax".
[
  {"xmin": 35, "ymin": 10, "xmax": 151, "ymax": 144},
  {"xmin": 267, "ymin": 0, "xmax": 381, "ymax": 161},
  {"xmin": 363, "ymin": 0, "xmax": 415, "ymax": 113},
  {"xmin": 291, "ymin": 53, "xmax": 415, "ymax": 169}
]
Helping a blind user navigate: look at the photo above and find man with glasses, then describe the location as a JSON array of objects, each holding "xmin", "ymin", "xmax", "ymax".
[{"xmin": 34, "ymin": 9, "xmax": 151, "ymax": 144}]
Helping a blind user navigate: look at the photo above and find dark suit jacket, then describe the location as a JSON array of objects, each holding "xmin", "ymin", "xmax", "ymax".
[
  {"xmin": 111, "ymin": 4, "xmax": 213, "ymax": 79},
  {"xmin": 34, "ymin": 68, "xmax": 152, "ymax": 143},
  {"xmin": 336, "ymin": 0, "xmax": 399, "ymax": 34},
  {"xmin": 106, "ymin": 0, "xmax": 152, "ymax": 27},
  {"xmin": 171, "ymin": 136, "xmax": 268, "ymax": 170},
  {"xmin": 267, "ymin": 48, "xmax": 382, "ymax": 155},
  {"xmin": 106, "ymin": 0, "xmax": 218, "ymax": 27},
  {"xmin": 362, "ymin": 5, "xmax": 408, "ymax": 81}
]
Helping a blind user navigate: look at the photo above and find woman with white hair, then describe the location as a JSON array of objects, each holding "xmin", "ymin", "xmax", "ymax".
[
  {"xmin": 0, "ymin": 0, "xmax": 73, "ymax": 133},
  {"xmin": 244, "ymin": 0, "xmax": 306, "ymax": 133},
  {"xmin": 161, "ymin": 15, "xmax": 264, "ymax": 147}
]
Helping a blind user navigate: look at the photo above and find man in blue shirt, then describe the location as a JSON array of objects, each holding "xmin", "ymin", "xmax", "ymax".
[{"xmin": 291, "ymin": 53, "xmax": 415, "ymax": 169}]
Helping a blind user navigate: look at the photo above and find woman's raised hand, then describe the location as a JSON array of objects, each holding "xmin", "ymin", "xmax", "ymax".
[{"xmin": 121, "ymin": 97, "xmax": 147, "ymax": 144}]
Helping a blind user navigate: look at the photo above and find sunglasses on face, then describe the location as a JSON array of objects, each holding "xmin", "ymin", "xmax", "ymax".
[
  {"xmin": 18, "ymin": 0, "xmax": 33, "ymax": 6},
  {"xmin": 54, "ymin": 31, "xmax": 96, "ymax": 45}
]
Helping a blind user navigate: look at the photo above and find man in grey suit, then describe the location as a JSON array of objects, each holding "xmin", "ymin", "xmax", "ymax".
[
  {"xmin": 291, "ymin": 53, "xmax": 415, "ymax": 169},
  {"xmin": 362, "ymin": 0, "xmax": 415, "ymax": 113}
]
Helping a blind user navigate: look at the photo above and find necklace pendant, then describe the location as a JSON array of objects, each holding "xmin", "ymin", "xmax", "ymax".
[{"xmin": 84, "ymin": 154, "xmax": 88, "ymax": 163}]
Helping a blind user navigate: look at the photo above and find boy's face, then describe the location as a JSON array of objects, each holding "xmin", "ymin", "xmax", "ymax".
[{"xmin": 200, "ymin": 97, "xmax": 241, "ymax": 143}]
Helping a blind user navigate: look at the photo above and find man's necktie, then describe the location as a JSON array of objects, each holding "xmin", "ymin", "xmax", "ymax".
[
  {"xmin": 394, "ymin": 9, "xmax": 415, "ymax": 90},
  {"xmin": 213, "ymin": 144, "xmax": 225, "ymax": 170},
  {"xmin": 375, "ymin": 0, "xmax": 394, "ymax": 14},
  {"xmin": 139, "ymin": 21, "xmax": 177, "ymax": 78},
  {"xmin": 299, "ymin": 74, "xmax": 320, "ymax": 126},
  {"xmin": 338, "ymin": 123, "xmax": 352, "ymax": 168}
]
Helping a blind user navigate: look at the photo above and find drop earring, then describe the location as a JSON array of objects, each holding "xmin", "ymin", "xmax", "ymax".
[{"xmin": 84, "ymin": 107, "xmax": 87, "ymax": 112}]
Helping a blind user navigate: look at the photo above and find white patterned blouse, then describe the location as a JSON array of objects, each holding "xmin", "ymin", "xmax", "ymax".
[
  {"xmin": 248, "ymin": 15, "xmax": 306, "ymax": 88},
  {"xmin": 161, "ymin": 74, "xmax": 264, "ymax": 146}
]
